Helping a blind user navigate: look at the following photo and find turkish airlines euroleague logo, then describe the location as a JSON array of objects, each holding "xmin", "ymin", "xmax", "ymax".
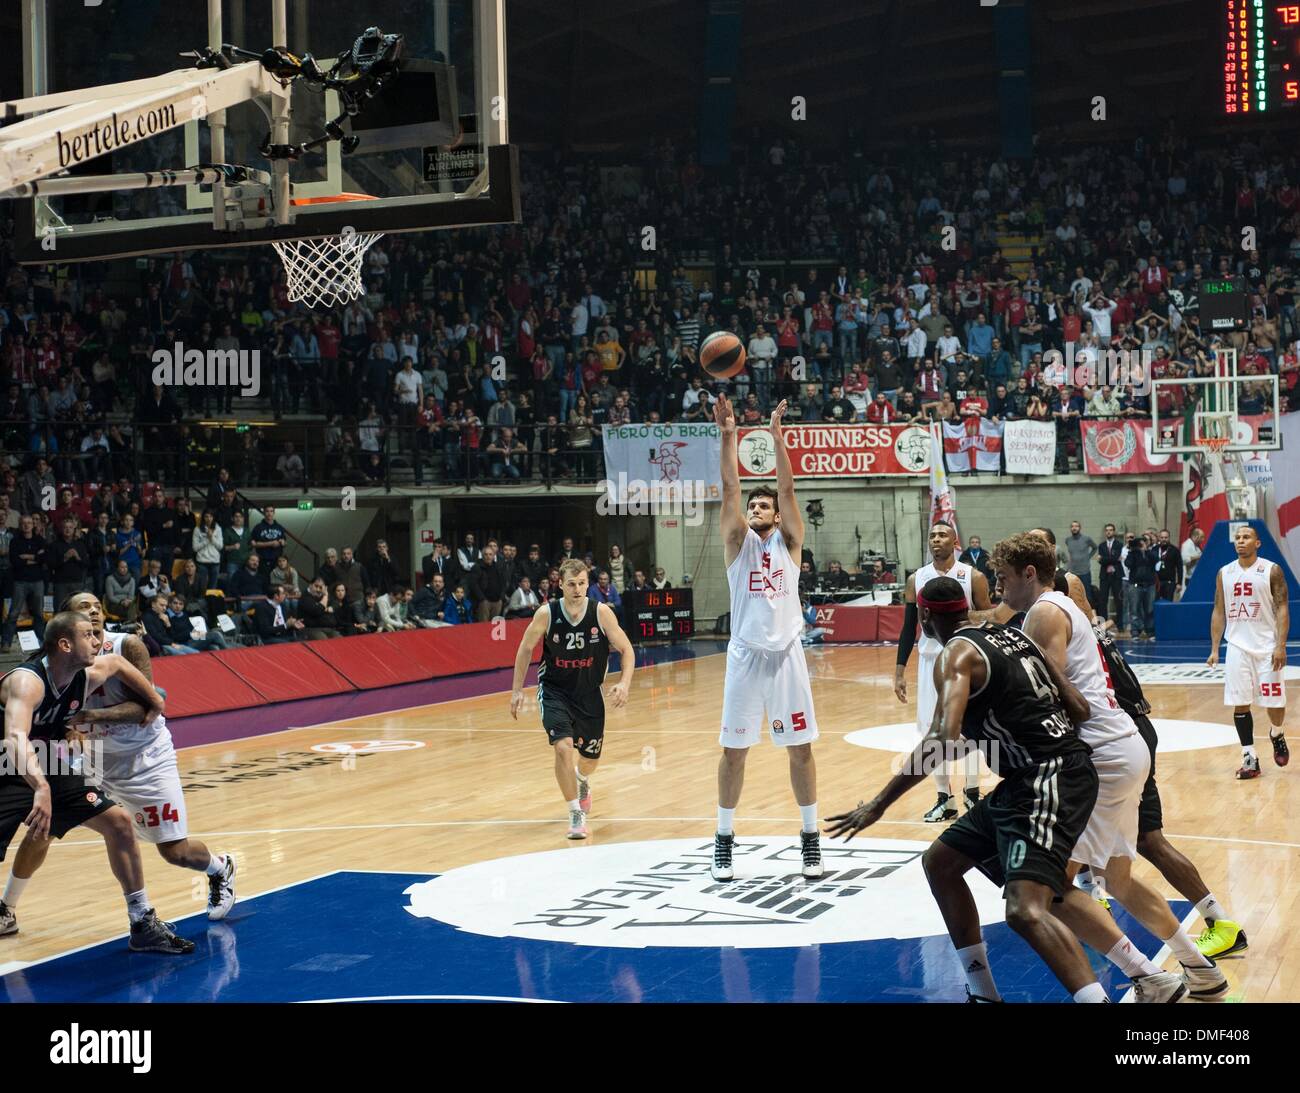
[{"xmin": 748, "ymin": 551, "xmax": 786, "ymax": 598}]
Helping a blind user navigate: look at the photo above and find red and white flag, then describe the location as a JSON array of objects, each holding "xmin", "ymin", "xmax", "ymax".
[
  {"xmin": 942, "ymin": 418, "xmax": 1003, "ymax": 473},
  {"xmin": 1269, "ymin": 414, "xmax": 1300, "ymax": 571},
  {"xmin": 1179, "ymin": 451, "xmax": 1231, "ymax": 545},
  {"xmin": 928, "ymin": 422, "xmax": 960, "ymax": 549}
]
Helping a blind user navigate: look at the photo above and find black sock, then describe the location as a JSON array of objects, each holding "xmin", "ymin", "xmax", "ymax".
[{"xmin": 1234, "ymin": 710, "xmax": 1254, "ymax": 748}]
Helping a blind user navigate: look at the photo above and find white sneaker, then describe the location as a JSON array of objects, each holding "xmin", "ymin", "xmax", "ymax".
[
  {"xmin": 1130, "ymin": 970, "xmax": 1188, "ymax": 1003},
  {"xmin": 207, "ymin": 854, "xmax": 237, "ymax": 921},
  {"xmin": 1181, "ymin": 960, "xmax": 1230, "ymax": 1000},
  {"xmin": 566, "ymin": 809, "xmax": 589, "ymax": 840},
  {"xmin": 711, "ymin": 832, "xmax": 735, "ymax": 880}
]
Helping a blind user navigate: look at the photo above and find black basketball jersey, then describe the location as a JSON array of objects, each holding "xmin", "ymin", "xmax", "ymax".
[
  {"xmin": 1095, "ymin": 625, "xmax": 1150, "ymax": 717},
  {"xmin": 2, "ymin": 657, "xmax": 89, "ymax": 742},
  {"xmin": 948, "ymin": 623, "xmax": 1090, "ymax": 775},
  {"xmin": 538, "ymin": 598, "xmax": 609, "ymax": 696}
]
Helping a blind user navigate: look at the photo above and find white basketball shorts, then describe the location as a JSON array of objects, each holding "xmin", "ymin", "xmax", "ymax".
[
  {"xmin": 917, "ymin": 651, "xmax": 939, "ymax": 735},
  {"xmin": 1069, "ymin": 732, "xmax": 1149, "ymax": 870},
  {"xmin": 719, "ymin": 638, "xmax": 819, "ymax": 749},
  {"xmin": 1223, "ymin": 644, "xmax": 1286, "ymax": 708},
  {"xmin": 99, "ymin": 739, "xmax": 188, "ymax": 845}
]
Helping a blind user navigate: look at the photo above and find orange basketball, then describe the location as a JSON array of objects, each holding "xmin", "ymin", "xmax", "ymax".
[{"xmin": 699, "ymin": 331, "xmax": 746, "ymax": 379}]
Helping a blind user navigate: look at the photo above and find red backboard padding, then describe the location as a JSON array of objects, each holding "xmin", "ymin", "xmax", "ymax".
[
  {"xmin": 147, "ymin": 620, "xmax": 541, "ymax": 719},
  {"xmin": 876, "ymin": 605, "xmax": 905, "ymax": 643},
  {"xmin": 151, "ymin": 655, "xmax": 266, "ymax": 719}
]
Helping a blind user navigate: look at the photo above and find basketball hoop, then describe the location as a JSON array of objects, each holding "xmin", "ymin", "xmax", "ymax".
[
  {"xmin": 1195, "ymin": 435, "xmax": 1232, "ymax": 457},
  {"xmin": 270, "ymin": 193, "xmax": 384, "ymax": 309}
]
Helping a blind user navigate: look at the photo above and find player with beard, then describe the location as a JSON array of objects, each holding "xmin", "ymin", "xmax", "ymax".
[
  {"xmin": 828, "ymin": 576, "xmax": 1114, "ymax": 1002},
  {"xmin": 996, "ymin": 533, "xmax": 1228, "ymax": 1001},
  {"xmin": 711, "ymin": 395, "xmax": 823, "ymax": 882},
  {"xmin": 0, "ymin": 611, "xmax": 192, "ymax": 952},
  {"xmin": 895, "ymin": 521, "xmax": 994, "ymax": 822},
  {"xmin": 0, "ymin": 593, "xmax": 236, "ymax": 935}
]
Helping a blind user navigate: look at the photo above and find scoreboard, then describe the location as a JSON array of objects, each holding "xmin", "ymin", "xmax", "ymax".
[
  {"xmin": 1199, "ymin": 276, "xmax": 1249, "ymax": 331},
  {"xmin": 627, "ymin": 589, "xmax": 695, "ymax": 643},
  {"xmin": 1223, "ymin": 2, "xmax": 1300, "ymax": 116}
]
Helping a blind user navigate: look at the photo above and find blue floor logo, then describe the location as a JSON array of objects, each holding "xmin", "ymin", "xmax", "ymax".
[{"xmin": 403, "ymin": 837, "xmax": 1009, "ymax": 949}]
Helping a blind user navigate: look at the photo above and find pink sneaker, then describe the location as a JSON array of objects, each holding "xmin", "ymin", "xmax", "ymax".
[{"xmin": 566, "ymin": 810, "xmax": 589, "ymax": 840}]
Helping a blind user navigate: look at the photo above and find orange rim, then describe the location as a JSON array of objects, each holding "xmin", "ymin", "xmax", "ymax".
[{"xmin": 288, "ymin": 192, "xmax": 377, "ymax": 207}]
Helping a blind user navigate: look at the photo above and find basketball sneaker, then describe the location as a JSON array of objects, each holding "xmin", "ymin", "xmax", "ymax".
[
  {"xmin": 962, "ymin": 787, "xmax": 980, "ymax": 812},
  {"xmin": 1130, "ymin": 970, "xmax": 1187, "ymax": 1003},
  {"xmin": 1235, "ymin": 753, "xmax": 1261, "ymax": 779},
  {"xmin": 711, "ymin": 832, "xmax": 735, "ymax": 881},
  {"xmin": 1196, "ymin": 919, "xmax": 1248, "ymax": 958},
  {"xmin": 207, "ymin": 853, "xmax": 237, "ymax": 921},
  {"xmin": 1180, "ymin": 959, "xmax": 1230, "ymax": 1000},
  {"xmin": 923, "ymin": 793, "xmax": 957, "ymax": 823},
  {"xmin": 577, "ymin": 772, "xmax": 592, "ymax": 813},
  {"xmin": 1270, "ymin": 732, "xmax": 1289, "ymax": 768},
  {"xmin": 800, "ymin": 830, "xmax": 823, "ymax": 879},
  {"xmin": 0, "ymin": 900, "xmax": 16, "ymax": 937},
  {"xmin": 128, "ymin": 910, "xmax": 195, "ymax": 954},
  {"xmin": 566, "ymin": 809, "xmax": 589, "ymax": 840},
  {"xmin": 964, "ymin": 987, "xmax": 1002, "ymax": 1003}
]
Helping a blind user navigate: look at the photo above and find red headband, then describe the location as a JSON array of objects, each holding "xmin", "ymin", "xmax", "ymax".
[{"xmin": 918, "ymin": 593, "xmax": 968, "ymax": 614}]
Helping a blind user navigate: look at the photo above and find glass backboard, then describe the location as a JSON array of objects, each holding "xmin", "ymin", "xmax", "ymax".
[{"xmin": 12, "ymin": 0, "xmax": 517, "ymax": 262}]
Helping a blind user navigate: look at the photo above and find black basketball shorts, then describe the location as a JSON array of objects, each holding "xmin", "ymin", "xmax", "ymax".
[
  {"xmin": 939, "ymin": 749, "xmax": 1099, "ymax": 897},
  {"xmin": 0, "ymin": 774, "xmax": 118, "ymax": 861},
  {"xmin": 539, "ymin": 684, "xmax": 606, "ymax": 760},
  {"xmin": 1133, "ymin": 713, "xmax": 1162, "ymax": 835}
]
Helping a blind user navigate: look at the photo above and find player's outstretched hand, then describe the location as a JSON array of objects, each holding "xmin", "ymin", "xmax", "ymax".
[
  {"xmin": 713, "ymin": 393, "xmax": 735, "ymax": 434},
  {"xmin": 25, "ymin": 784, "xmax": 52, "ymax": 841},
  {"xmin": 825, "ymin": 799, "xmax": 884, "ymax": 841},
  {"xmin": 607, "ymin": 680, "xmax": 630, "ymax": 708},
  {"xmin": 509, "ymin": 689, "xmax": 526, "ymax": 720},
  {"xmin": 1205, "ymin": 647, "xmax": 1219, "ymax": 667},
  {"xmin": 769, "ymin": 399, "xmax": 788, "ymax": 433},
  {"xmin": 893, "ymin": 665, "xmax": 907, "ymax": 704}
]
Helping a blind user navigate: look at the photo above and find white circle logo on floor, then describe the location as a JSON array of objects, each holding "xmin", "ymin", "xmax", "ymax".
[
  {"xmin": 844, "ymin": 719, "xmax": 1238, "ymax": 754},
  {"xmin": 403, "ymin": 836, "xmax": 1005, "ymax": 949},
  {"xmin": 1130, "ymin": 663, "xmax": 1300, "ymax": 686}
]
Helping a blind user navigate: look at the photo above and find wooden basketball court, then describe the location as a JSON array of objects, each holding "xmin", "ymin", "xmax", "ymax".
[{"xmin": 4, "ymin": 641, "xmax": 1294, "ymax": 1003}]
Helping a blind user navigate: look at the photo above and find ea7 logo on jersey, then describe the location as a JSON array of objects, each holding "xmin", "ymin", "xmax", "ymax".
[
  {"xmin": 748, "ymin": 566, "xmax": 786, "ymax": 596},
  {"xmin": 1228, "ymin": 601, "xmax": 1262, "ymax": 622}
]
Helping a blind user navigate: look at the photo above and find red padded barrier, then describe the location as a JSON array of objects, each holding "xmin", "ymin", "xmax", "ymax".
[
  {"xmin": 303, "ymin": 632, "xmax": 432, "ymax": 689},
  {"xmin": 212, "ymin": 643, "xmax": 356, "ymax": 704},
  {"xmin": 876, "ymin": 605, "xmax": 905, "ymax": 643},
  {"xmin": 151, "ymin": 656, "xmax": 267, "ymax": 719},
  {"xmin": 812, "ymin": 605, "xmax": 906, "ymax": 643},
  {"xmin": 151, "ymin": 620, "xmax": 541, "ymax": 719}
]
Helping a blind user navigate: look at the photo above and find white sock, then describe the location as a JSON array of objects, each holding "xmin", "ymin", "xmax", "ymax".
[
  {"xmin": 1075, "ymin": 867, "xmax": 1093, "ymax": 891},
  {"xmin": 1073, "ymin": 982, "xmax": 1109, "ymax": 1003},
  {"xmin": 576, "ymin": 767, "xmax": 589, "ymax": 784},
  {"xmin": 204, "ymin": 854, "xmax": 225, "ymax": 877},
  {"xmin": 1164, "ymin": 928, "xmax": 1212, "ymax": 968},
  {"xmin": 963, "ymin": 747, "xmax": 981, "ymax": 789},
  {"xmin": 1243, "ymin": 745, "xmax": 1258, "ymax": 759},
  {"xmin": 717, "ymin": 806, "xmax": 735, "ymax": 836},
  {"xmin": 2, "ymin": 874, "xmax": 29, "ymax": 908},
  {"xmin": 125, "ymin": 889, "xmax": 151, "ymax": 924},
  {"xmin": 566, "ymin": 798, "xmax": 581, "ymax": 813},
  {"xmin": 1105, "ymin": 936, "xmax": 1161, "ymax": 978},
  {"xmin": 931, "ymin": 766, "xmax": 950, "ymax": 793},
  {"xmin": 956, "ymin": 942, "xmax": 1000, "ymax": 1000},
  {"xmin": 1268, "ymin": 726, "xmax": 1284, "ymax": 739},
  {"xmin": 799, "ymin": 803, "xmax": 818, "ymax": 833},
  {"xmin": 1195, "ymin": 893, "xmax": 1230, "ymax": 924}
]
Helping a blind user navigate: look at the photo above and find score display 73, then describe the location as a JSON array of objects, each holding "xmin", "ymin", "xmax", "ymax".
[
  {"xmin": 627, "ymin": 589, "xmax": 695, "ymax": 641},
  {"xmin": 1224, "ymin": 2, "xmax": 1300, "ymax": 115}
]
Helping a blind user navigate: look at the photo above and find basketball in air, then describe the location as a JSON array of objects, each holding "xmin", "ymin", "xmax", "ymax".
[{"xmin": 699, "ymin": 331, "xmax": 746, "ymax": 379}]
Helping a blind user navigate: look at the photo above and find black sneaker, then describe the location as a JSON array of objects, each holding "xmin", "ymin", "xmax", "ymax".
[
  {"xmin": 963, "ymin": 787, "xmax": 981, "ymax": 812},
  {"xmin": 129, "ymin": 910, "xmax": 195, "ymax": 954},
  {"xmin": 1271, "ymin": 733, "xmax": 1290, "ymax": 768},
  {"xmin": 207, "ymin": 853, "xmax": 237, "ymax": 921},
  {"xmin": 923, "ymin": 793, "xmax": 958, "ymax": 822},
  {"xmin": 0, "ymin": 900, "xmax": 16, "ymax": 937},
  {"xmin": 965, "ymin": 987, "xmax": 1002, "ymax": 1003},
  {"xmin": 800, "ymin": 830, "xmax": 823, "ymax": 879},
  {"xmin": 711, "ymin": 832, "xmax": 735, "ymax": 881}
]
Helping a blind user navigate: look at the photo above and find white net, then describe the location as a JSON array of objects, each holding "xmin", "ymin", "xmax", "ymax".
[{"xmin": 271, "ymin": 229, "xmax": 384, "ymax": 309}]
